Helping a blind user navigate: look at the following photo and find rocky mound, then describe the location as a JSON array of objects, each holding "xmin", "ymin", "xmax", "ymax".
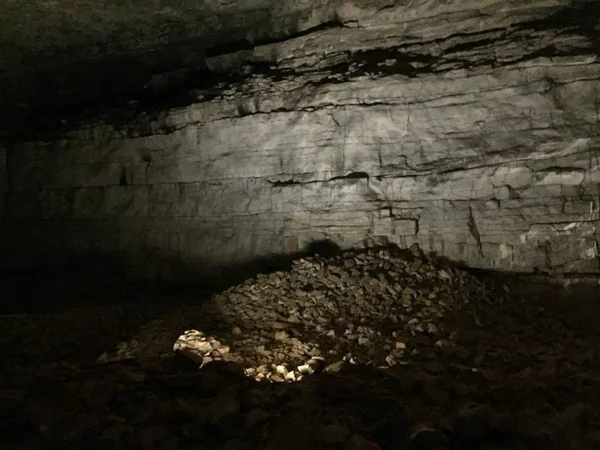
[
  {"xmin": 174, "ymin": 246, "xmax": 505, "ymax": 382},
  {"xmin": 3, "ymin": 248, "xmax": 599, "ymax": 450}
]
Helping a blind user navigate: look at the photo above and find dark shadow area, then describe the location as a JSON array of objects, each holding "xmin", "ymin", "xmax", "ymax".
[
  {"xmin": 0, "ymin": 239, "xmax": 345, "ymax": 368},
  {"xmin": 0, "ymin": 239, "xmax": 345, "ymax": 314},
  {"xmin": 2, "ymin": 239, "xmax": 597, "ymax": 314},
  {"xmin": 0, "ymin": 359, "xmax": 585, "ymax": 450},
  {"xmin": 0, "ymin": 9, "xmax": 344, "ymax": 144},
  {"xmin": 528, "ymin": 0, "xmax": 600, "ymax": 57}
]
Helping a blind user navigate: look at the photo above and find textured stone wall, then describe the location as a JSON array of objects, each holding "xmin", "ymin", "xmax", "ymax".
[{"xmin": 1, "ymin": 0, "xmax": 599, "ymax": 278}]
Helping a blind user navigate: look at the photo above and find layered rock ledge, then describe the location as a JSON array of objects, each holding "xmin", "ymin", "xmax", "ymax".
[{"xmin": 0, "ymin": 0, "xmax": 599, "ymax": 277}]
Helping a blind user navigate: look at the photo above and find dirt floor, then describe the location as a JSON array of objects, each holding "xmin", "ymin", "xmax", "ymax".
[{"xmin": 1, "ymin": 250, "xmax": 599, "ymax": 450}]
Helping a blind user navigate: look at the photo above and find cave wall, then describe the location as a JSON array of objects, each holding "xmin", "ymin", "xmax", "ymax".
[{"xmin": 1, "ymin": 0, "xmax": 599, "ymax": 278}]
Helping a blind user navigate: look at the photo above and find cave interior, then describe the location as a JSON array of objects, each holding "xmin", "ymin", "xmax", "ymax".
[{"xmin": 1, "ymin": 1, "xmax": 600, "ymax": 449}]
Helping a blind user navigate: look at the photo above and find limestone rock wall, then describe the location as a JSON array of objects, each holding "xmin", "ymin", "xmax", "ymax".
[{"xmin": 1, "ymin": 0, "xmax": 599, "ymax": 277}]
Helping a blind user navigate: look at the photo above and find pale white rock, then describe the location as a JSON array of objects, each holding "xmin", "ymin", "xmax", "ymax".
[{"xmin": 297, "ymin": 364, "xmax": 314, "ymax": 374}]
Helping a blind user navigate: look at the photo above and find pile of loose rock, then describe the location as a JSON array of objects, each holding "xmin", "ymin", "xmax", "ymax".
[
  {"xmin": 3, "ymin": 246, "xmax": 600, "ymax": 450},
  {"xmin": 173, "ymin": 246, "xmax": 503, "ymax": 383}
]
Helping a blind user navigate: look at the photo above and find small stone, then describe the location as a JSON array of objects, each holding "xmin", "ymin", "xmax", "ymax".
[
  {"xmin": 174, "ymin": 335, "xmax": 215, "ymax": 355},
  {"xmin": 426, "ymin": 323, "xmax": 438, "ymax": 334},
  {"xmin": 309, "ymin": 347, "xmax": 322, "ymax": 356},
  {"xmin": 307, "ymin": 357, "xmax": 326, "ymax": 373},
  {"xmin": 274, "ymin": 330, "xmax": 288, "ymax": 341},
  {"xmin": 324, "ymin": 360, "xmax": 345, "ymax": 373},
  {"xmin": 409, "ymin": 243, "xmax": 422, "ymax": 257},
  {"xmin": 439, "ymin": 270, "xmax": 451, "ymax": 280},
  {"xmin": 232, "ymin": 327, "xmax": 242, "ymax": 336},
  {"xmin": 298, "ymin": 364, "xmax": 314, "ymax": 374},
  {"xmin": 285, "ymin": 371, "xmax": 297, "ymax": 381},
  {"xmin": 288, "ymin": 315, "xmax": 302, "ymax": 324},
  {"xmin": 409, "ymin": 259, "xmax": 423, "ymax": 272}
]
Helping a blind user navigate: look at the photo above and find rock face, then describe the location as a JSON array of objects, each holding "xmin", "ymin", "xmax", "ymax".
[{"xmin": 1, "ymin": 0, "xmax": 599, "ymax": 277}]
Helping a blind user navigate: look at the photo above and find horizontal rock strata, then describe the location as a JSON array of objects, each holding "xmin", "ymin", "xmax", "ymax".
[{"xmin": 1, "ymin": 0, "xmax": 599, "ymax": 276}]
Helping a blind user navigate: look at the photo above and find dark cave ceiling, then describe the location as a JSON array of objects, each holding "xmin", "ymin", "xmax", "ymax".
[{"xmin": 0, "ymin": 0, "xmax": 598, "ymax": 138}]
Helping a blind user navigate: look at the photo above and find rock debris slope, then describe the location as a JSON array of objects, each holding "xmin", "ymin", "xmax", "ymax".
[
  {"xmin": 1, "ymin": 0, "xmax": 600, "ymax": 276},
  {"xmin": 169, "ymin": 247, "xmax": 501, "ymax": 381},
  {"xmin": 2, "ymin": 249, "xmax": 600, "ymax": 449}
]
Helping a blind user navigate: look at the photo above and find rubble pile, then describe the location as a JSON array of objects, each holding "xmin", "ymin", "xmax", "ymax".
[
  {"xmin": 174, "ymin": 247, "xmax": 504, "ymax": 382},
  {"xmin": 1, "ymin": 247, "xmax": 600, "ymax": 450}
]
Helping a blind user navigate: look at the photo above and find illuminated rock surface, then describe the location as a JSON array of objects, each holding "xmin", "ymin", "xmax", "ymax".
[{"xmin": 1, "ymin": 0, "xmax": 599, "ymax": 275}]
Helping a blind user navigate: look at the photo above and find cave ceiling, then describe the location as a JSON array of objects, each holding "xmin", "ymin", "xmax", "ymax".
[{"xmin": 0, "ymin": 0, "xmax": 598, "ymax": 139}]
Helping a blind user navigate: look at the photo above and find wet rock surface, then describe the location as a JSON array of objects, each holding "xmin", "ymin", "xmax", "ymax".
[{"xmin": 1, "ymin": 249, "xmax": 600, "ymax": 449}]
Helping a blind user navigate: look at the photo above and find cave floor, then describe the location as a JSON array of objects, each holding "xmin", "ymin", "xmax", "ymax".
[{"xmin": 1, "ymin": 255, "xmax": 599, "ymax": 450}]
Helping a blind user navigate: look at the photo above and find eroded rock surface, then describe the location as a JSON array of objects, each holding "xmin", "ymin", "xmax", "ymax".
[{"xmin": 1, "ymin": 0, "xmax": 599, "ymax": 275}]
